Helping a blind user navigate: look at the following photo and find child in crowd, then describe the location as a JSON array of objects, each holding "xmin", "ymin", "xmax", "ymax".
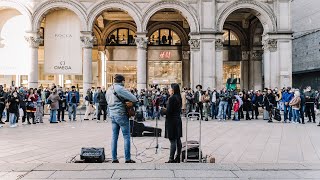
[{"xmin": 233, "ymin": 99, "xmax": 240, "ymax": 121}]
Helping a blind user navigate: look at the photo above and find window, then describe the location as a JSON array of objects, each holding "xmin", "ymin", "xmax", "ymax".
[
  {"xmin": 223, "ymin": 29, "xmax": 240, "ymax": 46},
  {"xmin": 149, "ymin": 28, "xmax": 181, "ymax": 46},
  {"xmin": 106, "ymin": 28, "xmax": 136, "ymax": 46}
]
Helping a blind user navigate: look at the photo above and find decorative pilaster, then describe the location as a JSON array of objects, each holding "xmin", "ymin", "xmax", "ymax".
[
  {"xmin": 135, "ymin": 35, "xmax": 148, "ymax": 91},
  {"xmin": 188, "ymin": 39, "xmax": 200, "ymax": 50},
  {"xmin": 81, "ymin": 32, "xmax": 95, "ymax": 92},
  {"xmin": 215, "ymin": 38, "xmax": 224, "ymax": 89},
  {"xmin": 25, "ymin": 32, "xmax": 43, "ymax": 88},
  {"xmin": 262, "ymin": 39, "xmax": 277, "ymax": 52},
  {"xmin": 215, "ymin": 39, "xmax": 223, "ymax": 51},
  {"xmin": 188, "ymin": 38, "xmax": 201, "ymax": 88}
]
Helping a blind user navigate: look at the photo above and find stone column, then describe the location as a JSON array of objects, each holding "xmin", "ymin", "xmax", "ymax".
[
  {"xmin": 80, "ymin": 33, "xmax": 95, "ymax": 93},
  {"xmin": 25, "ymin": 32, "xmax": 43, "ymax": 89},
  {"xmin": 189, "ymin": 38, "xmax": 201, "ymax": 89},
  {"xmin": 135, "ymin": 35, "xmax": 148, "ymax": 92},
  {"xmin": 263, "ymin": 39, "xmax": 278, "ymax": 89},
  {"xmin": 215, "ymin": 38, "xmax": 224, "ymax": 89}
]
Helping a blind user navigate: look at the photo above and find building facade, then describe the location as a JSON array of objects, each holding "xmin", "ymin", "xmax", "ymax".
[
  {"xmin": 0, "ymin": 0, "xmax": 293, "ymax": 93},
  {"xmin": 292, "ymin": 0, "xmax": 320, "ymax": 89}
]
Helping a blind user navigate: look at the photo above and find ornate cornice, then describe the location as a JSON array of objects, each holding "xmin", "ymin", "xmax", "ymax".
[
  {"xmin": 24, "ymin": 34, "xmax": 43, "ymax": 48},
  {"xmin": 188, "ymin": 39, "xmax": 200, "ymax": 50},
  {"xmin": 215, "ymin": 39, "xmax": 223, "ymax": 51},
  {"xmin": 263, "ymin": 39, "xmax": 277, "ymax": 52},
  {"xmin": 135, "ymin": 37, "xmax": 148, "ymax": 49},
  {"xmin": 80, "ymin": 35, "xmax": 96, "ymax": 48}
]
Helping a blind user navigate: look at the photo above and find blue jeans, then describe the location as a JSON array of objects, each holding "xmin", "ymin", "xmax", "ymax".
[
  {"xmin": 50, "ymin": 109, "xmax": 57, "ymax": 122},
  {"xmin": 9, "ymin": 113, "xmax": 17, "ymax": 126},
  {"xmin": 68, "ymin": 103, "xmax": 77, "ymax": 120},
  {"xmin": 111, "ymin": 115, "xmax": 131, "ymax": 161},
  {"xmin": 292, "ymin": 109, "xmax": 300, "ymax": 123},
  {"xmin": 218, "ymin": 101, "xmax": 228, "ymax": 120},
  {"xmin": 234, "ymin": 112, "xmax": 239, "ymax": 121},
  {"xmin": 283, "ymin": 104, "xmax": 292, "ymax": 121},
  {"xmin": 153, "ymin": 108, "xmax": 160, "ymax": 120},
  {"xmin": 211, "ymin": 103, "xmax": 217, "ymax": 118}
]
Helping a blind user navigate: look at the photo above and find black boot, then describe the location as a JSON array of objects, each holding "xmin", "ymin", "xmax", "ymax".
[{"xmin": 174, "ymin": 156, "xmax": 181, "ymax": 163}]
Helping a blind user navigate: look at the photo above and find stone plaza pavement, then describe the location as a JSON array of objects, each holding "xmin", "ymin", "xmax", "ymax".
[{"xmin": 0, "ymin": 115, "xmax": 320, "ymax": 179}]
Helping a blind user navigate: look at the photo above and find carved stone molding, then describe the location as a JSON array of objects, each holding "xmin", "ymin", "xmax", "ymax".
[
  {"xmin": 135, "ymin": 37, "xmax": 148, "ymax": 49},
  {"xmin": 80, "ymin": 36, "xmax": 96, "ymax": 48},
  {"xmin": 182, "ymin": 51, "xmax": 190, "ymax": 60},
  {"xmin": 251, "ymin": 50, "xmax": 263, "ymax": 60},
  {"xmin": 189, "ymin": 39, "xmax": 200, "ymax": 50},
  {"xmin": 215, "ymin": 39, "xmax": 223, "ymax": 51},
  {"xmin": 24, "ymin": 34, "xmax": 43, "ymax": 48},
  {"xmin": 263, "ymin": 39, "xmax": 277, "ymax": 52}
]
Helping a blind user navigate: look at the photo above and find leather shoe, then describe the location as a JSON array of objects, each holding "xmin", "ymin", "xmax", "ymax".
[{"xmin": 125, "ymin": 160, "xmax": 136, "ymax": 163}]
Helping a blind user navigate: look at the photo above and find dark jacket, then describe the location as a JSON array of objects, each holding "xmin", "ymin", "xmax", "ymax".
[
  {"xmin": 194, "ymin": 91, "xmax": 203, "ymax": 104},
  {"xmin": 97, "ymin": 91, "xmax": 107, "ymax": 106},
  {"xmin": 165, "ymin": 94, "xmax": 182, "ymax": 139},
  {"xmin": 8, "ymin": 95, "xmax": 19, "ymax": 113},
  {"xmin": 58, "ymin": 93, "xmax": 67, "ymax": 110},
  {"xmin": 0, "ymin": 90, "xmax": 7, "ymax": 110},
  {"xmin": 263, "ymin": 93, "xmax": 276, "ymax": 111},
  {"xmin": 85, "ymin": 92, "xmax": 93, "ymax": 104}
]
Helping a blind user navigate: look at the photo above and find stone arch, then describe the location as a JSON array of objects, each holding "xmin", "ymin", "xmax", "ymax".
[
  {"xmin": 216, "ymin": 1, "xmax": 277, "ymax": 34},
  {"xmin": 142, "ymin": 0, "xmax": 200, "ymax": 33},
  {"xmin": 87, "ymin": 0, "xmax": 142, "ymax": 32},
  {"xmin": 0, "ymin": 0, "xmax": 32, "ymax": 30},
  {"xmin": 147, "ymin": 22, "xmax": 189, "ymax": 46},
  {"xmin": 32, "ymin": 0, "xmax": 87, "ymax": 31}
]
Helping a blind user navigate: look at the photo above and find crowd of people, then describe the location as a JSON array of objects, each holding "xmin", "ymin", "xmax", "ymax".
[{"xmin": 1, "ymin": 82, "xmax": 320, "ymax": 128}]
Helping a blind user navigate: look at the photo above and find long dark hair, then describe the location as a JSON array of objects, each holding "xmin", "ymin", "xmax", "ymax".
[{"xmin": 170, "ymin": 83, "xmax": 182, "ymax": 105}]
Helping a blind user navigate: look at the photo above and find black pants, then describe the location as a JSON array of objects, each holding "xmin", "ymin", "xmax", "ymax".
[
  {"xmin": 57, "ymin": 110, "xmax": 65, "ymax": 121},
  {"xmin": 6, "ymin": 109, "xmax": 9, "ymax": 122},
  {"xmin": 195, "ymin": 102, "xmax": 203, "ymax": 120},
  {"xmin": 0, "ymin": 106, "xmax": 4, "ymax": 121},
  {"xmin": 98, "ymin": 104, "xmax": 107, "ymax": 120},
  {"xmin": 21, "ymin": 106, "xmax": 27, "ymax": 123},
  {"xmin": 305, "ymin": 103, "xmax": 315, "ymax": 122},
  {"xmin": 27, "ymin": 112, "xmax": 35, "ymax": 123},
  {"xmin": 239, "ymin": 106, "xmax": 244, "ymax": 119},
  {"xmin": 252, "ymin": 105, "xmax": 259, "ymax": 118},
  {"xmin": 169, "ymin": 138, "xmax": 182, "ymax": 161}
]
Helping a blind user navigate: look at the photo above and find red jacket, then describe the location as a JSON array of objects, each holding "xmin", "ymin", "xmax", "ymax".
[
  {"xmin": 233, "ymin": 102, "xmax": 240, "ymax": 112},
  {"xmin": 26, "ymin": 94, "xmax": 38, "ymax": 112}
]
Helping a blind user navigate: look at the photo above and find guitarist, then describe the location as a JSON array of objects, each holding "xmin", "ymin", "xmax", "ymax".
[{"xmin": 106, "ymin": 74, "xmax": 138, "ymax": 164}]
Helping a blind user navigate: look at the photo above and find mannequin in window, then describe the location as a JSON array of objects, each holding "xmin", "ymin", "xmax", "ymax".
[
  {"xmin": 162, "ymin": 34, "xmax": 167, "ymax": 44},
  {"xmin": 109, "ymin": 34, "xmax": 116, "ymax": 45},
  {"xmin": 168, "ymin": 34, "xmax": 173, "ymax": 45}
]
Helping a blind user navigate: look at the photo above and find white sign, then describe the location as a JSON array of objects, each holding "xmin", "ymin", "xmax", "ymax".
[
  {"xmin": 45, "ymin": 10, "xmax": 82, "ymax": 74},
  {"xmin": 0, "ymin": 14, "xmax": 30, "ymax": 75}
]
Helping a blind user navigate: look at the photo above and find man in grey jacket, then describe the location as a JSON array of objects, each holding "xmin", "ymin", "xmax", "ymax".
[{"xmin": 106, "ymin": 74, "xmax": 138, "ymax": 163}]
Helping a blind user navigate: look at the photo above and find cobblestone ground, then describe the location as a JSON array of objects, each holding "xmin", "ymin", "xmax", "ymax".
[{"xmin": 0, "ymin": 113, "xmax": 320, "ymax": 179}]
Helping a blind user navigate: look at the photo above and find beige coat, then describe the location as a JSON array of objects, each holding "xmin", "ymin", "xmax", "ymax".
[
  {"xmin": 289, "ymin": 96, "xmax": 301, "ymax": 109},
  {"xmin": 48, "ymin": 93, "xmax": 61, "ymax": 110},
  {"xmin": 181, "ymin": 91, "xmax": 186, "ymax": 110}
]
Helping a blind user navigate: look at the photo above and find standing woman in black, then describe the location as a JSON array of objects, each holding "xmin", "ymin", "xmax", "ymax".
[{"xmin": 165, "ymin": 83, "xmax": 183, "ymax": 163}]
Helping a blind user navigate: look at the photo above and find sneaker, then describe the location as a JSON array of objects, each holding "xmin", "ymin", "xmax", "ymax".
[
  {"xmin": 218, "ymin": 119, "xmax": 222, "ymax": 121},
  {"xmin": 112, "ymin": 160, "xmax": 119, "ymax": 163},
  {"xmin": 125, "ymin": 160, "xmax": 136, "ymax": 163},
  {"xmin": 97, "ymin": 120, "xmax": 100, "ymax": 123},
  {"xmin": 104, "ymin": 120, "xmax": 108, "ymax": 123},
  {"xmin": 317, "ymin": 124, "xmax": 320, "ymax": 126},
  {"xmin": 223, "ymin": 119, "xmax": 226, "ymax": 121}
]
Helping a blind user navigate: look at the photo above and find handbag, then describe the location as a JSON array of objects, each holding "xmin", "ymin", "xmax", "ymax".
[
  {"xmin": 112, "ymin": 85, "xmax": 135, "ymax": 117},
  {"xmin": 19, "ymin": 108, "xmax": 24, "ymax": 117},
  {"xmin": 273, "ymin": 108, "xmax": 282, "ymax": 121}
]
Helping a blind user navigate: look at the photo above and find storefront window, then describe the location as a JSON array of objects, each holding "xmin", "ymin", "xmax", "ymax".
[
  {"xmin": 148, "ymin": 61, "xmax": 182, "ymax": 87},
  {"xmin": 149, "ymin": 29, "xmax": 181, "ymax": 46},
  {"xmin": 223, "ymin": 29, "xmax": 240, "ymax": 46},
  {"xmin": 106, "ymin": 28, "xmax": 136, "ymax": 46},
  {"xmin": 106, "ymin": 61, "xmax": 137, "ymax": 88}
]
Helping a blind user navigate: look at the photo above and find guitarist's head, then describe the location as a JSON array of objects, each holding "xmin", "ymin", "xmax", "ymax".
[{"xmin": 114, "ymin": 74, "xmax": 125, "ymax": 85}]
